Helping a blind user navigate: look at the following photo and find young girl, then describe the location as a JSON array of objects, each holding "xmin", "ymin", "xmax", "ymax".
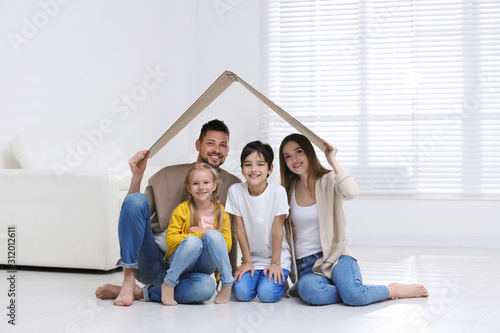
[
  {"xmin": 225, "ymin": 141, "xmax": 291, "ymax": 303},
  {"xmin": 143, "ymin": 162, "xmax": 234, "ymax": 305},
  {"xmin": 279, "ymin": 133, "xmax": 428, "ymax": 306}
]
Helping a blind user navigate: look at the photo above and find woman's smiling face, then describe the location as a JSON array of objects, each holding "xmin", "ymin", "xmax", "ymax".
[{"xmin": 282, "ymin": 141, "xmax": 309, "ymax": 176}]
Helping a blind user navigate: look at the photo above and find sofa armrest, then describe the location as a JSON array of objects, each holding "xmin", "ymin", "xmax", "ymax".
[{"xmin": 0, "ymin": 169, "xmax": 120, "ymax": 270}]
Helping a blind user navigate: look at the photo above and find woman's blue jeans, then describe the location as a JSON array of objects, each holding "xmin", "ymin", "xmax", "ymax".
[
  {"xmin": 118, "ymin": 193, "xmax": 218, "ymax": 303},
  {"xmin": 233, "ymin": 269, "xmax": 290, "ymax": 303},
  {"xmin": 296, "ymin": 252, "xmax": 389, "ymax": 306},
  {"xmin": 145, "ymin": 230, "xmax": 234, "ymax": 303}
]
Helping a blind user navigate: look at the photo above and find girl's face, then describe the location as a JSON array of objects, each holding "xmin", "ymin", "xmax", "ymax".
[
  {"xmin": 186, "ymin": 169, "xmax": 217, "ymax": 202},
  {"xmin": 242, "ymin": 151, "xmax": 272, "ymax": 186},
  {"xmin": 282, "ymin": 141, "xmax": 309, "ymax": 176}
]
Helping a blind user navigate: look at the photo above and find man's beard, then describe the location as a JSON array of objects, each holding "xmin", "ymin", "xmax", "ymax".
[{"xmin": 201, "ymin": 155, "xmax": 224, "ymax": 168}]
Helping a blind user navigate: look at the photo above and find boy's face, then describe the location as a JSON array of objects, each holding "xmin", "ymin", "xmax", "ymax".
[
  {"xmin": 241, "ymin": 151, "xmax": 273, "ymax": 186},
  {"xmin": 196, "ymin": 130, "xmax": 229, "ymax": 169}
]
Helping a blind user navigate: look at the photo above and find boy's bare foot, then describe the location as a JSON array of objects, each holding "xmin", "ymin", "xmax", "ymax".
[
  {"xmin": 214, "ymin": 285, "xmax": 232, "ymax": 304},
  {"xmin": 161, "ymin": 282, "xmax": 178, "ymax": 306},
  {"xmin": 388, "ymin": 283, "xmax": 429, "ymax": 299}
]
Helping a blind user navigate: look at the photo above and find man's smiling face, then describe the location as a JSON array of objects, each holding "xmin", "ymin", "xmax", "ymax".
[{"xmin": 196, "ymin": 130, "xmax": 229, "ymax": 169}]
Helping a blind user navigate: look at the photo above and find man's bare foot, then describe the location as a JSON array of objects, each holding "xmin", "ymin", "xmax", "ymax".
[
  {"xmin": 96, "ymin": 284, "xmax": 122, "ymax": 299},
  {"xmin": 214, "ymin": 285, "xmax": 232, "ymax": 304},
  {"xmin": 388, "ymin": 283, "xmax": 429, "ymax": 299},
  {"xmin": 113, "ymin": 268, "xmax": 138, "ymax": 306},
  {"xmin": 161, "ymin": 282, "xmax": 178, "ymax": 306},
  {"xmin": 96, "ymin": 283, "xmax": 142, "ymax": 303}
]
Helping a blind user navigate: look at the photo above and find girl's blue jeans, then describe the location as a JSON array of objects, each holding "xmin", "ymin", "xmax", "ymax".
[
  {"xmin": 117, "ymin": 193, "xmax": 218, "ymax": 303},
  {"xmin": 165, "ymin": 230, "xmax": 234, "ymax": 288},
  {"xmin": 233, "ymin": 268, "xmax": 290, "ymax": 303},
  {"xmin": 145, "ymin": 230, "xmax": 234, "ymax": 303},
  {"xmin": 296, "ymin": 252, "xmax": 389, "ymax": 306}
]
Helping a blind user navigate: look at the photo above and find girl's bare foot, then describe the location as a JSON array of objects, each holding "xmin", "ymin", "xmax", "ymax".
[
  {"xmin": 214, "ymin": 285, "xmax": 232, "ymax": 304},
  {"xmin": 161, "ymin": 282, "xmax": 178, "ymax": 306},
  {"xmin": 388, "ymin": 283, "xmax": 429, "ymax": 299}
]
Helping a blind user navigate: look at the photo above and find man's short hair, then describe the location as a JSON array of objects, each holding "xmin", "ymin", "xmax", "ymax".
[{"xmin": 199, "ymin": 119, "xmax": 230, "ymax": 142}]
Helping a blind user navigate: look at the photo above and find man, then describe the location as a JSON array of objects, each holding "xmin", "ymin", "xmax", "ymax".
[{"xmin": 95, "ymin": 119, "xmax": 241, "ymax": 306}]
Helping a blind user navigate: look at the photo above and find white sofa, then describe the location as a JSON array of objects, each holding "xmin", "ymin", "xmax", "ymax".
[{"xmin": 0, "ymin": 133, "xmax": 160, "ymax": 271}]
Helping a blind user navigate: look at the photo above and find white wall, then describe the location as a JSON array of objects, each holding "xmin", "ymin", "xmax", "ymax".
[
  {"xmin": 345, "ymin": 196, "xmax": 500, "ymax": 249},
  {"xmin": 185, "ymin": 0, "xmax": 262, "ymax": 177},
  {"xmin": 0, "ymin": 0, "xmax": 194, "ymax": 168},
  {"xmin": 1, "ymin": 0, "xmax": 497, "ymax": 249},
  {"xmin": 0, "ymin": 0, "xmax": 261, "ymax": 172}
]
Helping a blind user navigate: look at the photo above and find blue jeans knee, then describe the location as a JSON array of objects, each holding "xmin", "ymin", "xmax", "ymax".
[
  {"xmin": 331, "ymin": 255, "xmax": 389, "ymax": 306},
  {"xmin": 233, "ymin": 274, "xmax": 257, "ymax": 302},
  {"xmin": 122, "ymin": 193, "xmax": 149, "ymax": 214},
  {"xmin": 177, "ymin": 236, "xmax": 203, "ymax": 256},
  {"xmin": 164, "ymin": 236, "xmax": 203, "ymax": 287},
  {"xmin": 297, "ymin": 272, "xmax": 342, "ymax": 306},
  {"xmin": 233, "ymin": 269, "xmax": 290, "ymax": 303}
]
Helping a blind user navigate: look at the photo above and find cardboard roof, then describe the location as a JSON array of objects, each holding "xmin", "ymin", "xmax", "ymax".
[{"xmin": 148, "ymin": 71, "xmax": 330, "ymax": 158}]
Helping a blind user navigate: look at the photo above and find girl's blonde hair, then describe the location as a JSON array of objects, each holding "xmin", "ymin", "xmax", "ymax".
[{"xmin": 184, "ymin": 163, "xmax": 224, "ymax": 231}]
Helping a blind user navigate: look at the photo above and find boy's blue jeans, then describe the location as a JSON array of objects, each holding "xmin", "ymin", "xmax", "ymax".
[
  {"xmin": 233, "ymin": 268, "xmax": 290, "ymax": 303},
  {"xmin": 117, "ymin": 193, "xmax": 216, "ymax": 303},
  {"xmin": 296, "ymin": 252, "xmax": 389, "ymax": 306}
]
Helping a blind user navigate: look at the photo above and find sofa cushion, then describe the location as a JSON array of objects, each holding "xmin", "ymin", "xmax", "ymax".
[{"xmin": 10, "ymin": 133, "xmax": 131, "ymax": 189}]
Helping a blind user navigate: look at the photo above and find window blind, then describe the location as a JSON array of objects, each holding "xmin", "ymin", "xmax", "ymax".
[{"xmin": 262, "ymin": 0, "xmax": 500, "ymax": 195}]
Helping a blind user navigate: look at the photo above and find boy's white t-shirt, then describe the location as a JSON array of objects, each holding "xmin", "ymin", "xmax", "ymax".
[{"xmin": 225, "ymin": 182, "xmax": 291, "ymax": 271}]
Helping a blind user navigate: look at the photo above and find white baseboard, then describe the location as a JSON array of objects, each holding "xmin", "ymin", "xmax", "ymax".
[{"xmin": 348, "ymin": 233, "xmax": 500, "ymax": 249}]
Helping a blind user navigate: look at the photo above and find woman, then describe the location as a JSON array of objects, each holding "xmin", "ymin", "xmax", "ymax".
[{"xmin": 279, "ymin": 133, "xmax": 428, "ymax": 306}]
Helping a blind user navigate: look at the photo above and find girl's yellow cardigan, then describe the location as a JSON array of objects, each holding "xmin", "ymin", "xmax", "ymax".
[{"xmin": 164, "ymin": 200, "xmax": 232, "ymax": 261}]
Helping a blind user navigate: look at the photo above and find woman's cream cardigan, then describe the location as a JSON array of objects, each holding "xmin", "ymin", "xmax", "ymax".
[{"xmin": 287, "ymin": 169, "xmax": 359, "ymax": 286}]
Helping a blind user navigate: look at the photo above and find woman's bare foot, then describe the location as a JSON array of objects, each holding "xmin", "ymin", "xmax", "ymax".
[
  {"xmin": 388, "ymin": 283, "xmax": 429, "ymax": 299},
  {"xmin": 161, "ymin": 282, "xmax": 178, "ymax": 306},
  {"xmin": 214, "ymin": 285, "xmax": 232, "ymax": 304}
]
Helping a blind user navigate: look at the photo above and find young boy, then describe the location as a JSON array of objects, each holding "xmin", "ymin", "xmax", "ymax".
[{"xmin": 225, "ymin": 141, "xmax": 291, "ymax": 303}]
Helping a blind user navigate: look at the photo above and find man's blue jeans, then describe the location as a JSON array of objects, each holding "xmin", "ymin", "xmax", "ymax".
[
  {"xmin": 117, "ymin": 193, "xmax": 168, "ymax": 286},
  {"xmin": 296, "ymin": 253, "xmax": 389, "ymax": 306},
  {"xmin": 143, "ymin": 272, "xmax": 216, "ymax": 304},
  {"xmin": 233, "ymin": 268, "xmax": 290, "ymax": 303},
  {"xmin": 117, "ymin": 193, "xmax": 216, "ymax": 303}
]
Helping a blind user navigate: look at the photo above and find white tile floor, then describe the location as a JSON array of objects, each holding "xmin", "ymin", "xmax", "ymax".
[{"xmin": 1, "ymin": 246, "xmax": 500, "ymax": 333}]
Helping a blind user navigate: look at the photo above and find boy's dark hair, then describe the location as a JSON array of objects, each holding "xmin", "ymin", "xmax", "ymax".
[
  {"xmin": 240, "ymin": 141, "xmax": 274, "ymax": 176},
  {"xmin": 199, "ymin": 119, "xmax": 230, "ymax": 142}
]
